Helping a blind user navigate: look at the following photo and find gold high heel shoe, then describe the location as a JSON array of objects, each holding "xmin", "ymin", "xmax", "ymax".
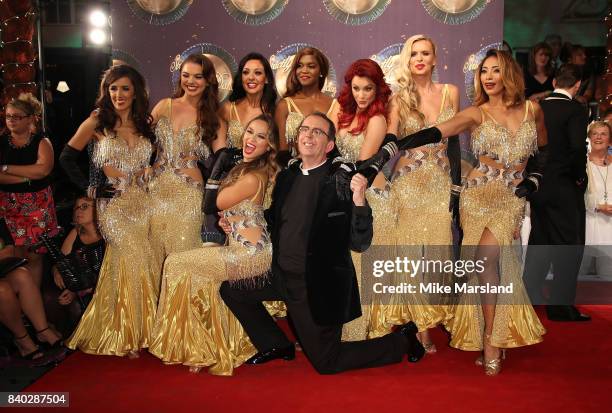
[{"xmin": 481, "ymin": 334, "xmax": 506, "ymax": 376}]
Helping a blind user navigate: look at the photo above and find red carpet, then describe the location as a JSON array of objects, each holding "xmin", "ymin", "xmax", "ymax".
[{"xmin": 21, "ymin": 306, "xmax": 612, "ymax": 413}]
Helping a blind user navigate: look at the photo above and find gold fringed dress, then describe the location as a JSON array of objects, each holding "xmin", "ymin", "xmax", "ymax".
[
  {"xmin": 150, "ymin": 173, "xmax": 272, "ymax": 375},
  {"xmin": 283, "ymin": 97, "xmax": 338, "ymax": 155},
  {"xmin": 447, "ymin": 102, "xmax": 545, "ymax": 351},
  {"xmin": 148, "ymin": 99, "xmax": 211, "ymax": 284},
  {"xmin": 386, "ymin": 84, "xmax": 456, "ymax": 333},
  {"xmin": 227, "ymin": 101, "xmax": 245, "ymax": 149},
  {"xmin": 67, "ymin": 131, "xmax": 156, "ymax": 355}
]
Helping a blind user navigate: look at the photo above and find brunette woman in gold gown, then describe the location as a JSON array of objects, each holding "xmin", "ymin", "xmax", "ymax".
[
  {"xmin": 148, "ymin": 54, "xmax": 227, "ymax": 280},
  {"xmin": 150, "ymin": 114, "xmax": 279, "ymax": 375},
  {"xmin": 62, "ymin": 65, "xmax": 157, "ymax": 357},
  {"xmin": 401, "ymin": 50, "xmax": 546, "ymax": 375}
]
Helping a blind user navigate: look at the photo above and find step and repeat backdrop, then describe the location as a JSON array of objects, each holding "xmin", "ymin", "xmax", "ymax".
[{"xmin": 111, "ymin": 0, "xmax": 504, "ymax": 108}]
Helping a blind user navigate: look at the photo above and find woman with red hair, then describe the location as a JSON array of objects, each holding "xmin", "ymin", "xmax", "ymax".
[
  {"xmin": 329, "ymin": 59, "xmax": 391, "ymax": 342},
  {"xmin": 330, "ymin": 58, "xmax": 390, "ymax": 162}
]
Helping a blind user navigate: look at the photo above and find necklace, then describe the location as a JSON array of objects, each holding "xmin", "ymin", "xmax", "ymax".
[
  {"xmin": 593, "ymin": 157, "xmax": 609, "ymax": 204},
  {"xmin": 8, "ymin": 133, "xmax": 33, "ymax": 149}
]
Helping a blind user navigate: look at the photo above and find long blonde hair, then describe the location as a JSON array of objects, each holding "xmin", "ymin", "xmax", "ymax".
[{"xmin": 395, "ymin": 35, "xmax": 436, "ymax": 129}]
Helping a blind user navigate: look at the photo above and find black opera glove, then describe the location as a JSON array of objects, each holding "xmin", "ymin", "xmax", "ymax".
[
  {"xmin": 59, "ymin": 144, "xmax": 88, "ymax": 192},
  {"xmin": 514, "ymin": 147, "xmax": 546, "ymax": 199},
  {"xmin": 87, "ymin": 183, "xmax": 117, "ymax": 199},
  {"xmin": 446, "ymin": 135, "xmax": 462, "ymax": 225},
  {"xmin": 203, "ymin": 147, "xmax": 242, "ymax": 215},
  {"xmin": 332, "ymin": 160, "xmax": 357, "ymax": 202},
  {"xmin": 355, "ymin": 133, "xmax": 399, "ymax": 184}
]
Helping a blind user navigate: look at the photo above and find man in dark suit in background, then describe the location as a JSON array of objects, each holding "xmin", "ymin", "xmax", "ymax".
[
  {"xmin": 524, "ymin": 64, "xmax": 590, "ymax": 321},
  {"xmin": 220, "ymin": 112, "xmax": 424, "ymax": 374}
]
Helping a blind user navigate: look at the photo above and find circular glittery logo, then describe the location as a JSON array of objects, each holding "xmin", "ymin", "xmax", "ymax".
[
  {"xmin": 463, "ymin": 42, "xmax": 502, "ymax": 103},
  {"xmin": 421, "ymin": 0, "xmax": 489, "ymax": 25},
  {"xmin": 222, "ymin": 0, "xmax": 288, "ymax": 25},
  {"xmin": 323, "ymin": 0, "xmax": 391, "ymax": 25},
  {"xmin": 270, "ymin": 43, "xmax": 337, "ymax": 98},
  {"xmin": 170, "ymin": 43, "xmax": 237, "ymax": 102},
  {"xmin": 371, "ymin": 43, "xmax": 439, "ymax": 93},
  {"xmin": 112, "ymin": 49, "xmax": 143, "ymax": 71},
  {"xmin": 126, "ymin": 0, "xmax": 192, "ymax": 25}
]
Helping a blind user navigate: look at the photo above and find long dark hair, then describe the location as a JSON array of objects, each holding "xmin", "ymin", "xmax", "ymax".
[
  {"xmin": 95, "ymin": 65, "xmax": 154, "ymax": 141},
  {"xmin": 173, "ymin": 54, "xmax": 220, "ymax": 148},
  {"xmin": 285, "ymin": 47, "xmax": 329, "ymax": 98},
  {"xmin": 219, "ymin": 114, "xmax": 279, "ymax": 192},
  {"xmin": 229, "ymin": 52, "xmax": 277, "ymax": 115}
]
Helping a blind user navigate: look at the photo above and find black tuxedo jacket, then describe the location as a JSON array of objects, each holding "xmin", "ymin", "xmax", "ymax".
[
  {"xmin": 539, "ymin": 92, "xmax": 589, "ymax": 189},
  {"xmin": 265, "ymin": 159, "xmax": 373, "ymax": 326}
]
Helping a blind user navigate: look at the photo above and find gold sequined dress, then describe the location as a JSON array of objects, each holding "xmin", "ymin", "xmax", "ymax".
[
  {"xmin": 148, "ymin": 99, "xmax": 211, "ymax": 283},
  {"xmin": 447, "ymin": 101, "xmax": 545, "ymax": 350},
  {"xmin": 67, "ymin": 131, "xmax": 156, "ymax": 355},
  {"xmin": 227, "ymin": 101, "xmax": 245, "ymax": 149},
  {"xmin": 284, "ymin": 97, "xmax": 337, "ymax": 154},
  {"xmin": 385, "ymin": 84, "xmax": 456, "ymax": 333},
  {"xmin": 150, "ymin": 173, "xmax": 272, "ymax": 375}
]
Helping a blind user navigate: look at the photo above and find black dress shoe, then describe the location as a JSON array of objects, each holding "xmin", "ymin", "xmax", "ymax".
[
  {"xmin": 245, "ymin": 345, "xmax": 295, "ymax": 365},
  {"xmin": 397, "ymin": 322, "xmax": 425, "ymax": 363},
  {"xmin": 546, "ymin": 305, "xmax": 591, "ymax": 322}
]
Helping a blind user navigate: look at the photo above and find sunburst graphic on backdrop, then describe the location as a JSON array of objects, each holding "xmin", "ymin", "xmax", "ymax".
[
  {"xmin": 421, "ymin": 0, "xmax": 489, "ymax": 25},
  {"xmin": 371, "ymin": 43, "xmax": 439, "ymax": 93},
  {"xmin": 222, "ymin": 0, "xmax": 289, "ymax": 25},
  {"xmin": 323, "ymin": 0, "xmax": 391, "ymax": 25},
  {"xmin": 463, "ymin": 42, "xmax": 502, "ymax": 102},
  {"xmin": 112, "ymin": 49, "xmax": 143, "ymax": 71},
  {"xmin": 126, "ymin": 0, "xmax": 192, "ymax": 25},
  {"xmin": 270, "ymin": 43, "xmax": 337, "ymax": 98},
  {"xmin": 170, "ymin": 43, "xmax": 238, "ymax": 102}
]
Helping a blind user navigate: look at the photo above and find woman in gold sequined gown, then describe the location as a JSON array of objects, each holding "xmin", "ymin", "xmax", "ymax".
[
  {"xmin": 274, "ymin": 47, "xmax": 337, "ymax": 164},
  {"xmin": 63, "ymin": 65, "xmax": 158, "ymax": 357},
  {"xmin": 404, "ymin": 50, "xmax": 546, "ymax": 375},
  {"xmin": 220, "ymin": 53, "xmax": 277, "ymax": 149},
  {"xmin": 148, "ymin": 54, "xmax": 227, "ymax": 279},
  {"xmin": 150, "ymin": 114, "xmax": 279, "ymax": 375},
  {"xmin": 328, "ymin": 59, "xmax": 391, "ymax": 341},
  {"xmin": 383, "ymin": 35, "xmax": 461, "ymax": 352}
]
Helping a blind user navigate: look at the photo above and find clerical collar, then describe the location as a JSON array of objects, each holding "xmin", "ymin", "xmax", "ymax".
[
  {"xmin": 300, "ymin": 159, "xmax": 327, "ymax": 175},
  {"xmin": 552, "ymin": 89, "xmax": 572, "ymax": 99}
]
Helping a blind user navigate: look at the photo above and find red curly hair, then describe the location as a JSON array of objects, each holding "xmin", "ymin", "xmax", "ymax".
[{"xmin": 338, "ymin": 59, "xmax": 390, "ymax": 135}]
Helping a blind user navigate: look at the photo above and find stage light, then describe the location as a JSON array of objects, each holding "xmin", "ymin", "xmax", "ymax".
[
  {"xmin": 89, "ymin": 10, "xmax": 108, "ymax": 28},
  {"xmin": 89, "ymin": 29, "xmax": 107, "ymax": 45}
]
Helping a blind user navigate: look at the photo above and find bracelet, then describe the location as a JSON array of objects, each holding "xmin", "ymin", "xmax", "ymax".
[
  {"xmin": 0, "ymin": 164, "xmax": 7, "ymax": 173},
  {"xmin": 22, "ymin": 177, "xmax": 31, "ymax": 184},
  {"xmin": 450, "ymin": 184, "xmax": 463, "ymax": 194},
  {"xmin": 527, "ymin": 176, "xmax": 539, "ymax": 191}
]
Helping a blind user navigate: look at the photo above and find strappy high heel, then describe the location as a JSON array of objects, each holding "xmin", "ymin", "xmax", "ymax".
[
  {"xmin": 14, "ymin": 333, "xmax": 44, "ymax": 361},
  {"xmin": 35, "ymin": 326, "xmax": 63, "ymax": 350},
  {"xmin": 478, "ymin": 334, "xmax": 506, "ymax": 376}
]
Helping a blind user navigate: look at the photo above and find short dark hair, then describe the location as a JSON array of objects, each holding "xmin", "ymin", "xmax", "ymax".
[
  {"xmin": 554, "ymin": 64, "xmax": 582, "ymax": 89},
  {"xmin": 301, "ymin": 111, "xmax": 336, "ymax": 141}
]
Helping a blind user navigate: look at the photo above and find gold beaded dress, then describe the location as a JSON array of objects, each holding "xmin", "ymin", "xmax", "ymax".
[
  {"xmin": 150, "ymin": 172, "xmax": 272, "ymax": 375},
  {"xmin": 148, "ymin": 99, "xmax": 211, "ymax": 284},
  {"xmin": 447, "ymin": 101, "xmax": 545, "ymax": 350},
  {"xmin": 385, "ymin": 84, "xmax": 456, "ymax": 334},
  {"xmin": 227, "ymin": 101, "xmax": 245, "ymax": 149},
  {"xmin": 67, "ymin": 130, "xmax": 156, "ymax": 355},
  {"xmin": 284, "ymin": 98, "xmax": 337, "ymax": 154}
]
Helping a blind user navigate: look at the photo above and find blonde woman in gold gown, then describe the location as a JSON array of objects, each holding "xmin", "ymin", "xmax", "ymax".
[
  {"xmin": 384, "ymin": 35, "xmax": 461, "ymax": 352},
  {"xmin": 148, "ymin": 54, "xmax": 227, "ymax": 280},
  {"xmin": 400, "ymin": 49, "xmax": 546, "ymax": 375},
  {"xmin": 328, "ymin": 59, "xmax": 391, "ymax": 341},
  {"xmin": 274, "ymin": 47, "xmax": 337, "ymax": 164},
  {"xmin": 150, "ymin": 114, "xmax": 279, "ymax": 375},
  {"xmin": 63, "ymin": 65, "xmax": 157, "ymax": 357}
]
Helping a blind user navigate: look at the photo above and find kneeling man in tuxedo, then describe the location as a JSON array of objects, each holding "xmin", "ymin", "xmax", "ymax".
[{"xmin": 220, "ymin": 112, "xmax": 423, "ymax": 374}]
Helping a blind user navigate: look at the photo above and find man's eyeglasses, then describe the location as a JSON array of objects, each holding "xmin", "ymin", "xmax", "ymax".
[
  {"xmin": 5, "ymin": 114, "xmax": 30, "ymax": 121},
  {"xmin": 297, "ymin": 126, "xmax": 328, "ymax": 139},
  {"xmin": 74, "ymin": 203, "xmax": 92, "ymax": 211}
]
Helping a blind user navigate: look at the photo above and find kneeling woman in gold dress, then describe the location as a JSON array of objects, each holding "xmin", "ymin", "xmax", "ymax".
[
  {"xmin": 400, "ymin": 50, "xmax": 546, "ymax": 374},
  {"xmin": 150, "ymin": 114, "xmax": 279, "ymax": 375},
  {"xmin": 61, "ymin": 65, "xmax": 157, "ymax": 357}
]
